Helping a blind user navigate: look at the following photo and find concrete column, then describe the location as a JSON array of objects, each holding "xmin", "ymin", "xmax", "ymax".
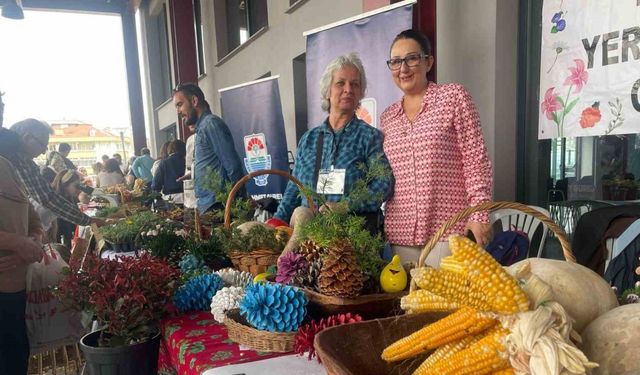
[{"xmin": 121, "ymin": 8, "xmax": 147, "ymax": 153}]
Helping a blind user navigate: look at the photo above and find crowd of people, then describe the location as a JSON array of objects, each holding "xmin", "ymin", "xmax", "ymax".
[{"xmin": 0, "ymin": 29, "xmax": 493, "ymax": 375}]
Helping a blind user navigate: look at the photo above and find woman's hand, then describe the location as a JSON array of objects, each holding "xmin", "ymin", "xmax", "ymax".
[{"xmin": 465, "ymin": 221, "xmax": 492, "ymax": 247}]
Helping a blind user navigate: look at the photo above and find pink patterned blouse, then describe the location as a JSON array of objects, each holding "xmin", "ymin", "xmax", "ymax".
[{"xmin": 380, "ymin": 82, "xmax": 493, "ymax": 246}]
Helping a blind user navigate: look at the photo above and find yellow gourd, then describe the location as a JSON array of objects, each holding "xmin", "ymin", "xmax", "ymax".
[
  {"xmin": 380, "ymin": 255, "xmax": 407, "ymax": 293},
  {"xmin": 253, "ymin": 272, "xmax": 272, "ymax": 283}
]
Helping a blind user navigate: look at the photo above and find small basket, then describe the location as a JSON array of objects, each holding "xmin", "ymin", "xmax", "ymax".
[
  {"xmin": 223, "ymin": 309, "xmax": 297, "ymax": 353},
  {"xmin": 223, "ymin": 169, "xmax": 315, "ymax": 276}
]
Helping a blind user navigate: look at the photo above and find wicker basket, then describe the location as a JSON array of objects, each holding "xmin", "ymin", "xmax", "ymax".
[
  {"xmin": 224, "ymin": 169, "xmax": 315, "ymax": 276},
  {"xmin": 223, "ymin": 309, "xmax": 297, "ymax": 353},
  {"xmin": 302, "ymin": 288, "xmax": 406, "ymax": 320},
  {"xmin": 316, "ymin": 312, "xmax": 447, "ymax": 375},
  {"xmin": 410, "ymin": 201, "xmax": 574, "ymax": 293},
  {"xmin": 316, "ymin": 201, "xmax": 574, "ymax": 374}
]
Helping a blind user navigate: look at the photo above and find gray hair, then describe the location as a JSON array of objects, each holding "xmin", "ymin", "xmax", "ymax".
[
  {"xmin": 10, "ymin": 118, "xmax": 53, "ymax": 141},
  {"xmin": 319, "ymin": 53, "xmax": 367, "ymax": 112}
]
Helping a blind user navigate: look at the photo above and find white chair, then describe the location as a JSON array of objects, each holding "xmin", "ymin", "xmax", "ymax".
[{"xmin": 489, "ymin": 205, "xmax": 551, "ymax": 258}]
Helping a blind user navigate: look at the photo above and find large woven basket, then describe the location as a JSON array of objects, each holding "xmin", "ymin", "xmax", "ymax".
[
  {"xmin": 410, "ymin": 201, "xmax": 574, "ymax": 294},
  {"xmin": 302, "ymin": 288, "xmax": 405, "ymax": 320},
  {"xmin": 223, "ymin": 309, "xmax": 297, "ymax": 353},
  {"xmin": 224, "ymin": 169, "xmax": 315, "ymax": 276},
  {"xmin": 316, "ymin": 201, "xmax": 574, "ymax": 375}
]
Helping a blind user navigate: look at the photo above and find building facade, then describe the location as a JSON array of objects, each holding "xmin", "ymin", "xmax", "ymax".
[{"xmin": 44, "ymin": 121, "xmax": 134, "ymax": 170}]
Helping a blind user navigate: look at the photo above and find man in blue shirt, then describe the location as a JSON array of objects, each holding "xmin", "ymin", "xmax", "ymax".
[
  {"xmin": 172, "ymin": 83, "xmax": 244, "ymax": 214},
  {"xmin": 131, "ymin": 147, "xmax": 154, "ymax": 183}
]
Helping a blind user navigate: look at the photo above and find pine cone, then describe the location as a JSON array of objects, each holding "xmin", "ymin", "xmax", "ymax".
[
  {"xmin": 276, "ymin": 252, "xmax": 308, "ymax": 284},
  {"xmin": 317, "ymin": 239, "xmax": 364, "ymax": 298},
  {"xmin": 294, "ymin": 313, "xmax": 362, "ymax": 361},
  {"xmin": 296, "ymin": 240, "xmax": 325, "ymax": 262},
  {"xmin": 292, "ymin": 259, "xmax": 322, "ymax": 290}
]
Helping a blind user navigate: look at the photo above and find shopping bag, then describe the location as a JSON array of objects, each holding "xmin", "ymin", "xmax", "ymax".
[{"xmin": 25, "ymin": 245, "xmax": 86, "ymax": 354}]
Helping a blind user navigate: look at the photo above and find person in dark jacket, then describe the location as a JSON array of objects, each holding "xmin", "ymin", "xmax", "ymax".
[{"xmin": 151, "ymin": 140, "xmax": 186, "ymax": 204}]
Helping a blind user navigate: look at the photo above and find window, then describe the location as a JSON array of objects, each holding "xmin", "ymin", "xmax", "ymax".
[
  {"xmin": 157, "ymin": 4, "xmax": 173, "ymax": 100},
  {"xmin": 194, "ymin": 0, "xmax": 206, "ymax": 76},
  {"xmin": 215, "ymin": 0, "xmax": 268, "ymax": 58},
  {"xmin": 292, "ymin": 53, "xmax": 307, "ymax": 143},
  {"xmin": 518, "ymin": 0, "xmax": 640, "ymax": 204}
]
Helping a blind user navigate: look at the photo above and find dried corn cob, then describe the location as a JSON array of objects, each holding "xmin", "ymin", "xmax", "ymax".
[
  {"xmin": 447, "ymin": 235, "xmax": 529, "ymax": 313},
  {"xmin": 381, "ymin": 306, "xmax": 496, "ymax": 362},
  {"xmin": 411, "ymin": 267, "xmax": 493, "ymax": 312},
  {"xmin": 401, "ymin": 289, "xmax": 459, "ymax": 313},
  {"xmin": 412, "ymin": 334, "xmax": 480, "ymax": 375},
  {"xmin": 417, "ymin": 326, "xmax": 510, "ymax": 375}
]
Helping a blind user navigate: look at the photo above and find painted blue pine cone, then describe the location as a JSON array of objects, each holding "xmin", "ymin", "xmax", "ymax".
[
  {"xmin": 174, "ymin": 274, "xmax": 223, "ymax": 312},
  {"xmin": 179, "ymin": 254, "xmax": 210, "ymax": 275},
  {"xmin": 239, "ymin": 283, "xmax": 307, "ymax": 332}
]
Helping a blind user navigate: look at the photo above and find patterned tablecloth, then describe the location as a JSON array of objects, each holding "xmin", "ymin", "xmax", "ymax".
[{"xmin": 158, "ymin": 311, "xmax": 286, "ymax": 375}]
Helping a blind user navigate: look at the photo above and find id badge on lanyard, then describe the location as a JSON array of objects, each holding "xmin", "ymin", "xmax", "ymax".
[{"xmin": 317, "ymin": 165, "xmax": 346, "ymax": 195}]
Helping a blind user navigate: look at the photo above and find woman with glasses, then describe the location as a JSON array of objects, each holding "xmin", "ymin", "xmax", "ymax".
[{"xmin": 380, "ymin": 29, "xmax": 493, "ymax": 269}]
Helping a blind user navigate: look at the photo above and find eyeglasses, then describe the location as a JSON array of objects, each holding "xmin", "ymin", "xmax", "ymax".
[{"xmin": 386, "ymin": 53, "xmax": 428, "ymax": 70}]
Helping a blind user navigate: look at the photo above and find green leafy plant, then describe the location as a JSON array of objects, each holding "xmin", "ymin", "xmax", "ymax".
[
  {"xmin": 200, "ymin": 167, "xmax": 254, "ymax": 223},
  {"xmin": 100, "ymin": 211, "xmax": 163, "ymax": 244},
  {"xmin": 297, "ymin": 156, "xmax": 391, "ymax": 287},
  {"xmin": 138, "ymin": 221, "xmax": 187, "ymax": 263},
  {"xmin": 182, "ymin": 231, "xmax": 227, "ymax": 266},
  {"xmin": 95, "ymin": 206, "xmax": 120, "ymax": 218},
  {"xmin": 219, "ymin": 225, "xmax": 286, "ymax": 254}
]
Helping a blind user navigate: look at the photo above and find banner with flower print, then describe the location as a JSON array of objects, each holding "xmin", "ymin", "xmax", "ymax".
[{"xmin": 539, "ymin": 0, "xmax": 640, "ymax": 139}]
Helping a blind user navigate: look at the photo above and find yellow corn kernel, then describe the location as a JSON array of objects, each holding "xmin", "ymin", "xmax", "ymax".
[
  {"xmin": 401, "ymin": 290, "xmax": 459, "ymax": 313},
  {"xmin": 381, "ymin": 306, "xmax": 496, "ymax": 362},
  {"xmin": 412, "ymin": 334, "xmax": 480, "ymax": 375},
  {"xmin": 411, "ymin": 267, "xmax": 493, "ymax": 312},
  {"xmin": 418, "ymin": 326, "xmax": 511, "ymax": 375},
  {"xmin": 448, "ymin": 235, "xmax": 530, "ymax": 313}
]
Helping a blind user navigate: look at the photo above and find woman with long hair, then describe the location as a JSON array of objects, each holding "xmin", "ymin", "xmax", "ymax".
[
  {"xmin": 51, "ymin": 170, "xmax": 84, "ymax": 245},
  {"xmin": 151, "ymin": 140, "xmax": 186, "ymax": 204},
  {"xmin": 96, "ymin": 158, "xmax": 125, "ymax": 188}
]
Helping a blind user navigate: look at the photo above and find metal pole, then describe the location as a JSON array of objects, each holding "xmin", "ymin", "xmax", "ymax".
[{"xmin": 120, "ymin": 131, "xmax": 127, "ymax": 161}]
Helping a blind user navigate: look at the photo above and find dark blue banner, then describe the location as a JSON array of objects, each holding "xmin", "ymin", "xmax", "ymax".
[
  {"xmin": 219, "ymin": 77, "xmax": 288, "ymax": 200},
  {"xmin": 305, "ymin": 3, "xmax": 413, "ymax": 128}
]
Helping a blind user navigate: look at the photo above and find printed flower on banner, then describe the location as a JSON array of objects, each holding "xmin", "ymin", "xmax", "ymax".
[
  {"xmin": 579, "ymin": 102, "xmax": 601, "ymax": 128},
  {"xmin": 551, "ymin": 12, "xmax": 566, "ymax": 33},
  {"xmin": 547, "ymin": 41, "xmax": 568, "ymax": 74},
  {"xmin": 543, "ymin": 59, "xmax": 588, "ymax": 138},
  {"xmin": 541, "ymin": 87, "xmax": 561, "ymax": 120},
  {"xmin": 564, "ymin": 59, "xmax": 588, "ymax": 93},
  {"xmin": 550, "ymin": 1, "xmax": 567, "ymax": 34}
]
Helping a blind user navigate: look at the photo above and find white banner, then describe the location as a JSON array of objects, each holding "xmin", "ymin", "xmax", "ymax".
[{"xmin": 538, "ymin": 0, "xmax": 640, "ymax": 139}]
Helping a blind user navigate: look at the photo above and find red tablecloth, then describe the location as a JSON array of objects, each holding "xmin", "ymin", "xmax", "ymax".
[{"xmin": 158, "ymin": 312, "xmax": 286, "ymax": 375}]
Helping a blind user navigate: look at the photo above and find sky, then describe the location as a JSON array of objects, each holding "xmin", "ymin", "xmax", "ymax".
[{"xmin": 0, "ymin": 10, "xmax": 131, "ymax": 130}]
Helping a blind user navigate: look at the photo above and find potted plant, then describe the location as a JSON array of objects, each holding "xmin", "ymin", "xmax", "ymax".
[
  {"xmin": 55, "ymin": 253, "xmax": 179, "ymax": 375},
  {"xmin": 100, "ymin": 211, "xmax": 162, "ymax": 252}
]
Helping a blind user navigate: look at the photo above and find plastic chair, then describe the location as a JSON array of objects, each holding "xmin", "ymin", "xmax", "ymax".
[{"xmin": 490, "ymin": 205, "xmax": 551, "ymax": 258}]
